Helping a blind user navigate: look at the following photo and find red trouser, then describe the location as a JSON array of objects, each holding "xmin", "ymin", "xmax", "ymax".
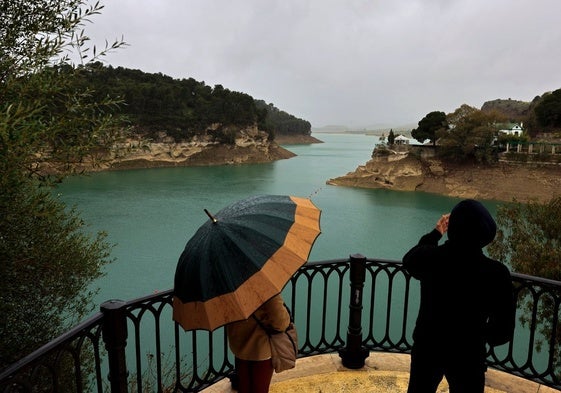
[{"xmin": 235, "ymin": 357, "xmax": 274, "ymax": 393}]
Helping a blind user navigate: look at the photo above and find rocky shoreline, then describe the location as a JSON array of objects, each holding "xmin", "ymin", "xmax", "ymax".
[
  {"xmin": 107, "ymin": 140, "xmax": 296, "ymax": 171},
  {"xmin": 53, "ymin": 128, "xmax": 309, "ymax": 174},
  {"xmin": 99, "ymin": 133, "xmax": 322, "ymax": 172},
  {"xmin": 54, "ymin": 129, "xmax": 561, "ymax": 204},
  {"xmin": 327, "ymin": 152, "xmax": 561, "ymax": 203}
]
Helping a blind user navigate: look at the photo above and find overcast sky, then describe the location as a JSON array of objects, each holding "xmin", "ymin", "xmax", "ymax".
[{"xmin": 84, "ymin": 0, "xmax": 561, "ymax": 129}]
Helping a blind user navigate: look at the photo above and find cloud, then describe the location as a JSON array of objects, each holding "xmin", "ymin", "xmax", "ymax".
[{"xmin": 84, "ymin": 0, "xmax": 561, "ymax": 128}]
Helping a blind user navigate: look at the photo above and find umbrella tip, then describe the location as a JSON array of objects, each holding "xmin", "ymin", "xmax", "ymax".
[{"xmin": 204, "ymin": 209, "xmax": 218, "ymax": 223}]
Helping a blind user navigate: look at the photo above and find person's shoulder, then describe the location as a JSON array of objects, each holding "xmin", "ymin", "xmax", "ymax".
[
  {"xmin": 258, "ymin": 294, "xmax": 286, "ymax": 314},
  {"xmin": 484, "ymin": 256, "xmax": 511, "ymax": 276}
]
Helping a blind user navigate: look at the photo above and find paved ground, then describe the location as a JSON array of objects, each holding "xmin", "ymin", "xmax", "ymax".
[{"xmin": 201, "ymin": 352, "xmax": 557, "ymax": 393}]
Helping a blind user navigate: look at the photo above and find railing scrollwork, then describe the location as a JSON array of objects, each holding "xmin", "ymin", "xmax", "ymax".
[{"xmin": 1, "ymin": 257, "xmax": 560, "ymax": 392}]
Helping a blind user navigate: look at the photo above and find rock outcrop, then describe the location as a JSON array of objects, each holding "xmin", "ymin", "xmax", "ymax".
[
  {"xmin": 327, "ymin": 150, "xmax": 561, "ymax": 203},
  {"xmin": 62, "ymin": 125, "xmax": 296, "ymax": 173}
]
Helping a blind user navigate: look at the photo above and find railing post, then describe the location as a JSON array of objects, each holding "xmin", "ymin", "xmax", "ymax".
[
  {"xmin": 101, "ymin": 299, "xmax": 129, "ymax": 393},
  {"xmin": 339, "ymin": 253, "xmax": 369, "ymax": 369}
]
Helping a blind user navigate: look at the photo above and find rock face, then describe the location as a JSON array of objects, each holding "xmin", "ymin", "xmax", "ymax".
[
  {"xmin": 73, "ymin": 125, "xmax": 296, "ymax": 172},
  {"xmin": 327, "ymin": 153, "xmax": 425, "ymax": 191},
  {"xmin": 327, "ymin": 151, "xmax": 561, "ymax": 203}
]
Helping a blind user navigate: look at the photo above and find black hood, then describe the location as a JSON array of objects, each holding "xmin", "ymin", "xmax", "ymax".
[{"xmin": 447, "ymin": 199, "xmax": 496, "ymax": 248}]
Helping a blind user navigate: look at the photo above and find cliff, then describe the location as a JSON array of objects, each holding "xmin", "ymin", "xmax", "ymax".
[
  {"xmin": 327, "ymin": 151, "xmax": 561, "ymax": 203},
  {"xmin": 55, "ymin": 125, "xmax": 296, "ymax": 173}
]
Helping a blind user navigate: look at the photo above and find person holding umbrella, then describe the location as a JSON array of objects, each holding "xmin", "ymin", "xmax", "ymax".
[
  {"xmin": 402, "ymin": 199, "xmax": 515, "ymax": 393},
  {"xmin": 173, "ymin": 195, "xmax": 321, "ymax": 391},
  {"xmin": 226, "ymin": 293, "xmax": 290, "ymax": 393}
]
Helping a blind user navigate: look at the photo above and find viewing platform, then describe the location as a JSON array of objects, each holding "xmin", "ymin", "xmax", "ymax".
[
  {"xmin": 204, "ymin": 353, "xmax": 557, "ymax": 393},
  {"xmin": 2, "ymin": 256, "xmax": 560, "ymax": 392}
]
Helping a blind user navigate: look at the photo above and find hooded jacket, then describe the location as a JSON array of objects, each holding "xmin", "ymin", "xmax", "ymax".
[{"xmin": 403, "ymin": 200, "xmax": 515, "ymax": 362}]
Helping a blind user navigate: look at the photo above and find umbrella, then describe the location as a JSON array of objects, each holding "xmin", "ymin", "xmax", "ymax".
[{"xmin": 172, "ymin": 194, "xmax": 322, "ymax": 331}]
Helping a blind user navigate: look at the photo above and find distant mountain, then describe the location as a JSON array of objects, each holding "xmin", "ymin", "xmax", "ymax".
[
  {"xmin": 480, "ymin": 98, "xmax": 531, "ymax": 121},
  {"xmin": 312, "ymin": 125, "xmax": 351, "ymax": 133},
  {"xmin": 312, "ymin": 124, "xmax": 417, "ymax": 137}
]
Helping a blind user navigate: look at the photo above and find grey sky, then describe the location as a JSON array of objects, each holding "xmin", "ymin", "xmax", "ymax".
[{"xmin": 84, "ymin": 0, "xmax": 561, "ymax": 129}]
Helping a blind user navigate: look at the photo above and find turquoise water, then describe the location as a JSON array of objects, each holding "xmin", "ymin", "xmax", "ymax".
[
  {"xmin": 55, "ymin": 133, "xmax": 494, "ymax": 306},
  {"xmin": 55, "ymin": 135, "xmax": 550, "ymax": 379}
]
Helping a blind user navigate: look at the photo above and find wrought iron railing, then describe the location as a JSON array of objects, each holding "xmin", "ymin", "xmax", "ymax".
[{"xmin": 1, "ymin": 256, "xmax": 560, "ymax": 392}]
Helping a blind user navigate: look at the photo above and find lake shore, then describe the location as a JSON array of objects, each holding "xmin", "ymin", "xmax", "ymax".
[
  {"xmin": 104, "ymin": 133, "xmax": 323, "ymax": 171},
  {"xmin": 327, "ymin": 152, "xmax": 561, "ymax": 203},
  {"xmin": 57, "ymin": 130, "xmax": 560, "ymax": 204},
  {"xmin": 275, "ymin": 134, "xmax": 324, "ymax": 144},
  {"xmin": 45, "ymin": 130, "xmax": 312, "ymax": 174}
]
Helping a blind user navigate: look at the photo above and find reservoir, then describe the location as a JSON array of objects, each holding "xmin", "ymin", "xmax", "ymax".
[
  {"xmin": 55, "ymin": 133, "xmax": 497, "ymax": 307},
  {"xmin": 55, "ymin": 133, "xmax": 550, "ymax": 380}
]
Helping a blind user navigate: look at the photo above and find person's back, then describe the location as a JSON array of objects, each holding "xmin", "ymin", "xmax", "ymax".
[{"xmin": 403, "ymin": 199, "xmax": 515, "ymax": 393}]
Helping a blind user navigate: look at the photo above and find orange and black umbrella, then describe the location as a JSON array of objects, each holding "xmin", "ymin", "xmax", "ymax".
[{"xmin": 172, "ymin": 194, "xmax": 321, "ymax": 331}]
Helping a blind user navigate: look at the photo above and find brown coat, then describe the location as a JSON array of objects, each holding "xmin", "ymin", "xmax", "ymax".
[{"xmin": 226, "ymin": 294, "xmax": 290, "ymax": 361}]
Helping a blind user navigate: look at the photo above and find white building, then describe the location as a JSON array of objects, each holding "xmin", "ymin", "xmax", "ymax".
[
  {"xmin": 499, "ymin": 123, "xmax": 523, "ymax": 137},
  {"xmin": 394, "ymin": 135, "xmax": 411, "ymax": 145}
]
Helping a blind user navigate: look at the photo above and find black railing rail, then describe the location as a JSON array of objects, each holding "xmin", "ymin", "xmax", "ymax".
[
  {"xmin": 1, "ymin": 257, "xmax": 560, "ymax": 392},
  {"xmin": 0, "ymin": 312, "xmax": 105, "ymax": 392}
]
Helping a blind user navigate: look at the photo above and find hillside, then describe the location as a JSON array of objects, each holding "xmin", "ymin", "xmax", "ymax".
[
  {"xmin": 481, "ymin": 98, "xmax": 530, "ymax": 121},
  {"xmin": 72, "ymin": 63, "xmax": 312, "ymax": 143},
  {"xmin": 327, "ymin": 152, "xmax": 561, "ymax": 203},
  {"xmin": 41, "ymin": 124, "xmax": 297, "ymax": 174},
  {"xmin": 34, "ymin": 63, "xmax": 320, "ymax": 173}
]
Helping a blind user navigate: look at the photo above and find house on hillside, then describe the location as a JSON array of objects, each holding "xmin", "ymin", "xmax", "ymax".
[
  {"xmin": 499, "ymin": 123, "xmax": 524, "ymax": 137},
  {"xmin": 394, "ymin": 135, "xmax": 411, "ymax": 145}
]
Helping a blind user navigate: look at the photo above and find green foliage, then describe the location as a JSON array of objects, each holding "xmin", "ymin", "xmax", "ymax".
[
  {"xmin": 71, "ymin": 65, "xmax": 263, "ymax": 142},
  {"xmin": 387, "ymin": 129, "xmax": 395, "ymax": 145},
  {"xmin": 1, "ymin": 0, "xmax": 121, "ymax": 369},
  {"xmin": 1, "ymin": 1, "xmax": 126, "ymax": 178},
  {"xmin": 254, "ymin": 100, "xmax": 311, "ymax": 138},
  {"xmin": 489, "ymin": 198, "xmax": 561, "ymax": 280},
  {"xmin": 373, "ymin": 145, "xmax": 391, "ymax": 156},
  {"xmin": 411, "ymin": 111, "xmax": 448, "ymax": 145},
  {"xmin": 503, "ymin": 151, "xmax": 528, "ymax": 163},
  {"xmin": 534, "ymin": 88, "xmax": 561, "ymax": 130},
  {"xmin": 496, "ymin": 133, "xmax": 529, "ymax": 146},
  {"xmin": 67, "ymin": 66, "xmax": 311, "ymax": 143},
  {"xmin": 0, "ymin": 178, "xmax": 113, "ymax": 368},
  {"xmin": 2, "ymin": 65, "xmax": 125, "ymax": 178},
  {"xmin": 488, "ymin": 198, "xmax": 561, "ymax": 370},
  {"xmin": 437, "ymin": 105, "xmax": 505, "ymax": 164},
  {"xmin": 481, "ymin": 98, "xmax": 530, "ymax": 122},
  {"xmin": 0, "ymin": 0, "xmax": 124, "ymax": 86}
]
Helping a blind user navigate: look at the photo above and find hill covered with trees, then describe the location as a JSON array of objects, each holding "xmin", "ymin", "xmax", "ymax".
[
  {"xmin": 481, "ymin": 98, "xmax": 530, "ymax": 122},
  {"xmin": 481, "ymin": 90, "xmax": 561, "ymax": 137},
  {"xmin": 71, "ymin": 63, "xmax": 311, "ymax": 143}
]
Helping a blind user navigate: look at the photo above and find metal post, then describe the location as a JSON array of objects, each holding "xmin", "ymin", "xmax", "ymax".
[
  {"xmin": 339, "ymin": 254, "xmax": 369, "ymax": 369},
  {"xmin": 101, "ymin": 299, "xmax": 129, "ymax": 393}
]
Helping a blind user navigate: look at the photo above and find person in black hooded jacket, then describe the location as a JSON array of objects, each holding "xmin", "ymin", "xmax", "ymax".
[{"xmin": 403, "ymin": 199, "xmax": 515, "ymax": 393}]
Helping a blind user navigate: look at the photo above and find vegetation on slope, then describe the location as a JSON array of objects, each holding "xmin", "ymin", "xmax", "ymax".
[
  {"xmin": 69, "ymin": 63, "xmax": 311, "ymax": 143},
  {"xmin": 1, "ymin": 0, "xmax": 120, "ymax": 370}
]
